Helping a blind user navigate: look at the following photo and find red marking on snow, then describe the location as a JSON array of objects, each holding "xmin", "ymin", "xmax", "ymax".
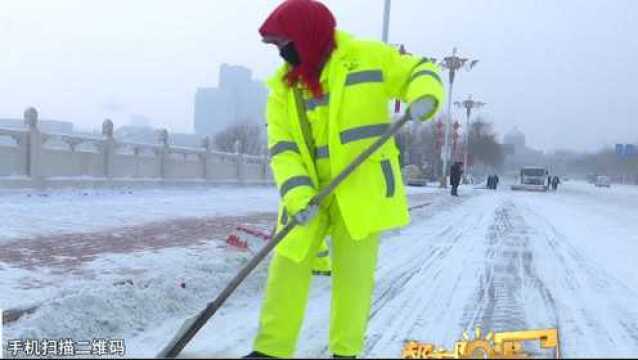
[
  {"xmin": 0, "ymin": 193, "xmax": 431, "ymax": 276},
  {"xmin": 225, "ymin": 233, "xmax": 249, "ymax": 251},
  {"xmin": 0, "ymin": 212, "xmax": 276, "ymax": 272}
]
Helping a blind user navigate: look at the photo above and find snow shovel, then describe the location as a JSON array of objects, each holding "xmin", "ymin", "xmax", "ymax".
[{"xmin": 157, "ymin": 112, "xmax": 413, "ymax": 358}]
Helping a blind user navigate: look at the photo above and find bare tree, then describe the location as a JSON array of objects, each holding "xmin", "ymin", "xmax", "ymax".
[
  {"xmin": 396, "ymin": 120, "xmax": 442, "ymax": 180},
  {"xmin": 213, "ymin": 119, "xmax": 265, "ymax": 155},
  {"xmin": 467, "ymin": 118, "xmax": 505, "ymax": 170},
  {"xmin": 566, "ymin": 147, "xmax": 638, "ymax": 184}
]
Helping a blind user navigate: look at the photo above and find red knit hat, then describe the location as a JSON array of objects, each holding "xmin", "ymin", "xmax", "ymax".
[{"xmin": 259, "ymin": 0, "xmax": 336, "ymax": 97}]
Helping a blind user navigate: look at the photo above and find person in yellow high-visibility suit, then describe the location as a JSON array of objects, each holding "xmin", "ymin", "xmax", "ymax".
[{"xmin": 246, "ymin": 0, "xmax": 445, "ymax": 358}]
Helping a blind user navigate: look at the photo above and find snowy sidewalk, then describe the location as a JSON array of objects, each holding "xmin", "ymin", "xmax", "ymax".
[
  {"xmin": 0, "ymin": 185, "xmax": 444, "ymax": 304},
  {"xmin": 1, "ymin": 185, "xmax": 440, "ymax": 271},
  {"xmin": 0, "ymin": 211, "xmax": 276, "ymax": 271},
  {"xmin": 0, "ymin": 186, "xmax": 280, "ymax": 243}
]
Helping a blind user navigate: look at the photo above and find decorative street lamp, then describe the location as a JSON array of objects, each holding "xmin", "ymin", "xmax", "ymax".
[
  {"xmin": 454, "ymin": 94, "xmax": 486, "ymax": 179},
  {"xmin": 438, "ymin": 48, "xmax": 478, "ymax": 187},
  {"xmin": 380, "ymin": 5, "xmax": 481, "ymax": 186}
]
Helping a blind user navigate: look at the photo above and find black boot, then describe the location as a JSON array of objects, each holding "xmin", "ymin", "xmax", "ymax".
[{"xmin": 243, "ymin": 350, "xmax": 275, "ymax": 358}]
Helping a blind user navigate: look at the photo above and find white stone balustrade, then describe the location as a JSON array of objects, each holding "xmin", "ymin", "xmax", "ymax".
[{"xmin": 0, "ymin": 107, "xmax": 273, "ymax": 189}]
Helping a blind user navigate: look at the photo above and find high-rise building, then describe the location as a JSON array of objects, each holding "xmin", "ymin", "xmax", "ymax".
[
  {"xmin": 194, "ymin": 64, "xmax": 268, "ymax": 136},
  {"xmin": 503, "ymin": 127, "xmax": 526, "ymax": 151},
  {"xmin": 503, "ymin": 127, "xmax": 544, "ymax": 170}
]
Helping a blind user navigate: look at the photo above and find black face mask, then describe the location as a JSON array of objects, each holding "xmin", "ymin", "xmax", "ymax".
[{"xmin": 279, "ymin": 42, "xmax": 301, "ymax": 67}]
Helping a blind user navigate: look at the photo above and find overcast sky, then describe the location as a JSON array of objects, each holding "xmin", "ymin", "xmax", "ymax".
[{"xmin": 1, "ymin": 0, "xmax": 637, "ymax": 152}]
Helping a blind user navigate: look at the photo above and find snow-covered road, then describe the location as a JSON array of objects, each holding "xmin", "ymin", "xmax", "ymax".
[
  {"xmin": 3, "ymin": 182, "xmax": 638, "ymax": 358},
  {"xmin": 363, "ymin": 184, "xmax": 638, "ymax": 358}
]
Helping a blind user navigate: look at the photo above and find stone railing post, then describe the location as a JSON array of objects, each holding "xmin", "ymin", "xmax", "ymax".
[
  {"xmin": 234, "ymin": 140, "xmax": 243, "ymax": 182},
  {"xmin": 11, "ymin": 130, "xmax": 28, "ymax": 177},
  {"xmin": 158, "ymin": 129, "xmax": 169, "ymax": 179},
  {"xmin": 23, "ymin": 107, "xmax": 42, "ymax": 184},
  {"xmin": 201, "ymin": 136, "xmax": 211, "ymax": 180},
  {"xmin": 101, "ymin": 118, "xmax": 115, "ymax": 178}
]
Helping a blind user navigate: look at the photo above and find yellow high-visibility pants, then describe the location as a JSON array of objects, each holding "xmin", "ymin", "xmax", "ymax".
[{"xmin": 253, "ymin": 197, "xmax": 379, "ymax": 357}]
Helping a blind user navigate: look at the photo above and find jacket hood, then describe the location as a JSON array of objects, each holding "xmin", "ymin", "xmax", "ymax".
[{"xmin": 259, "ymin": 0, "xmax": 337, "ymax": 97}]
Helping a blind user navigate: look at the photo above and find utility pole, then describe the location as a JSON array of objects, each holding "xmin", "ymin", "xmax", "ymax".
[
  {"xmin": 381, "ymin": 0, "xmax": 411, "ymax": 173},
  {"xmin": 455, "ymin": 94, "xmax": 486, "ymax": 181},
  {"xmin": 382, "ymin": 0, "xmax": 391, "ymax": 43},
  {"xmin": 438, "ymin": 48, "xmax": 478, "ymax": 188}
]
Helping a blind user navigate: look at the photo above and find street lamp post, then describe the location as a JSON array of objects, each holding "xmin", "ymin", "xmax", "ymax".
[
  {"xmin": 382, "ymin": 0, "xmax": 391, "ymax": 43},
  {"xmin": 438, "ymin": 48, "xmax": 478, "ymax": 188},
  {"xmin": 380, "ymin": 5, "xmax": 482, "ymax": 187},
  {"xmin": 454, "ymin": 94, "xmax": 486, "ymax": 181}
]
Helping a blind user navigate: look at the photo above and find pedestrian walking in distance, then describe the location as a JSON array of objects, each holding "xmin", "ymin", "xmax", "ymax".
[
  {"xmin": 450, "ymin": 162, "xmax": 463, "ymax": 196},
  {"xmin": 552, "ymin": 176, "xmax": 560, "ymax": 191}
]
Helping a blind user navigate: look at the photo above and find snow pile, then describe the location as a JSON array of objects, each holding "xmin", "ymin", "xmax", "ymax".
[{"xmin": 3, "ymin": 241, "xmax": 270, "ymax": 350}]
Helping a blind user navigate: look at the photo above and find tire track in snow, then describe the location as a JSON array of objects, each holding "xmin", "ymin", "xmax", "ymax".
[
  {"xmin": 515, "ymin": 196, "xmax": 638, "ymax": 356},
  {"xmin": 459, "ymin": 201, "xmax": 558, "ymax": 336},
  {"xmin": 361, "ymin": 194, "xmax": 497, "ymax": 357},
  {"xmin": 363, "ymin": 195, "xmax": 568, "ymax": 358}
]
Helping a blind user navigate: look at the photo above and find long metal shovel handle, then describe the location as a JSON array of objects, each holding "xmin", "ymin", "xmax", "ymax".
[{"xmin": 157, "ymin": 112, "xmax": 412, "ymax": 358}]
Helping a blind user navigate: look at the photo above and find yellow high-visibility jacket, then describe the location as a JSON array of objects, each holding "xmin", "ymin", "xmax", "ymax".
[{"xmin": 267, "ymin": 30, "xmax": 445, "ymax": 262}]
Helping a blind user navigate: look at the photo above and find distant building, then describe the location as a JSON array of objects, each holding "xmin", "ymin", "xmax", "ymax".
[
  {"xmin": 503, "ymin": 127, "xmax": 545, "ymax": 170},
  {"xmin": 0, "ymin": 118, "xmax": 74, "ymax": 133},
  {"xmin": 114, "ymin": 125, "xmax": 202, "ymax": 148},
  {"xmin": 170, "ymin": 132, "xmax": 202, "ymax": 148},
  {"xmin": 502, "ymin": 143, "xmax": 516, "ymax": 156},
  {"xmin": 503, "ymin": 127, "xmax": 526, "ymax": 151},
  {"xmin": 128, "ymin": 114, "xmax": 152, "ymax": 128},
  {"xmin": 194, "ymin": 64, "xmax": 268, "ymax": 136},
  {"xmin": 114, "ymin": 125, "xmax": 156, "ymax": 144}
]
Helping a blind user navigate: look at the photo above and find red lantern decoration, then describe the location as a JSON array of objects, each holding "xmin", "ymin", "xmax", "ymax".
[{"xmin": 435, "ymin": 120, "xmax": 444, "ymax": 152}]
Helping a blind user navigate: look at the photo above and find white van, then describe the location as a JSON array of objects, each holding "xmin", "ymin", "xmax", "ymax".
[
  {"xmin": 511, "ymin": 167, "xmax": 549, "ymax": 192},
  {"xmin": 595, "ymin": 175, "xmax": 611, "ymax": 188}
]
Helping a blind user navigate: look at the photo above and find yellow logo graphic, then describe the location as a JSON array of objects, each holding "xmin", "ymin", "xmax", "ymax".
[{"xmin": 401, "ymin": 327, "xmax": 560, "ymax": 359}]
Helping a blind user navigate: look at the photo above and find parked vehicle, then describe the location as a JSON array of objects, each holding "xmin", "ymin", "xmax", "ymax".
[
  {"xmin": 594, "ymin": 175, "xmax": 611, "ymax": 188},
  {"xmin": 404, "ymin": 164, "xmax": 428, "ymax": 187}
]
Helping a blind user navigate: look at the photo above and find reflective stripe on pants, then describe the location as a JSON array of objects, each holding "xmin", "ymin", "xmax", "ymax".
[{"xmin": 253, "ymin": 198, "xmax": 379, "ymax": 357}]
